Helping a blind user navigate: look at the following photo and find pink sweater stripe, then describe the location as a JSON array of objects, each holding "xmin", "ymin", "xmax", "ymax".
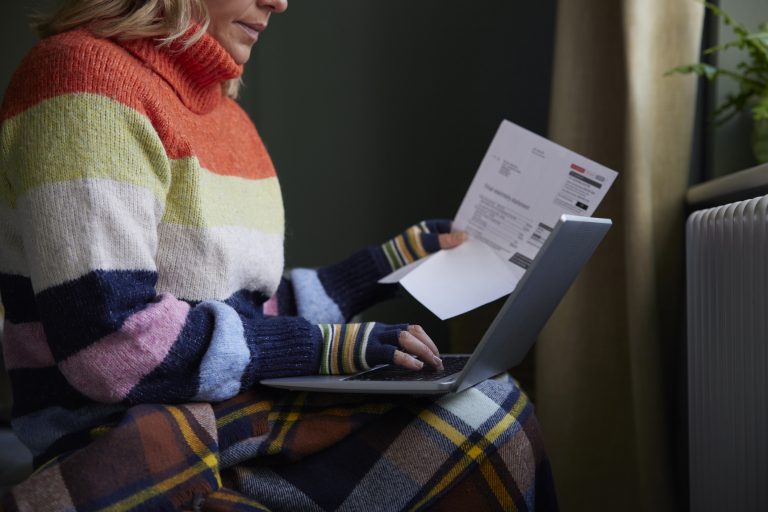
[
  {"xmin": 58, "ymin": 294, "xmax": 190, "ymax": 403},
  {"xmin": 2, "ymin": 321, "xmax": 56, "ymax": 370}
]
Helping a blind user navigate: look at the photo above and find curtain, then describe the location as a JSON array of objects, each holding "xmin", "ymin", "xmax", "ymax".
[{"xmin": 535, "ymin": 1, "xmax": 704, "ymax": 510}]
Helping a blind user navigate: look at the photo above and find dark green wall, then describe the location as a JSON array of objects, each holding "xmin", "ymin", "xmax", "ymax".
[
  {"xmin": 1, "ymin": 1, "xmax": 557, "ymax": 345},
  {"xmin": 243, "ymin": 2, "xmax": 556, "ymax": 266},
  {"xmin": 242, "ymin": 2, "xmax": 557, "ymax": 338},
  {"xmin": 0, "ymin": 2, "xmax": 54, "ymax": 95}
]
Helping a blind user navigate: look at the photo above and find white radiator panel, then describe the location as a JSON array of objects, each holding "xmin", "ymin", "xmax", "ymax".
[{"xmin": 687, "ymin": 196, "xmax": 768, "ymax": 512}]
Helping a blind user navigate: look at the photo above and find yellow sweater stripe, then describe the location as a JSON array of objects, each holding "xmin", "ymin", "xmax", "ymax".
[
  {"xmin": 0, "ymin": 93, "xmax": 170, "ymax": 208},
  {"xmin": 164, "ymin": 160, "xmax": 284, "ymax": 233},
  {"xmin": 1, "ymin": 93, "xmax": 283, "ymax": 233}
]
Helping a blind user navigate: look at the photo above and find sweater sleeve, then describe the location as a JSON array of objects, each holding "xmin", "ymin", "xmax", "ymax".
[
  {"xmin": 275, "ymin": 249, "xmax": 399, "ymax": 324},
  {"xmin": 276, "ymin": 222, "xmax": 451, "ymax": 323},
  {"xmin": 0, "ymin": 92, "xmax": 322, "ymax": 405}
]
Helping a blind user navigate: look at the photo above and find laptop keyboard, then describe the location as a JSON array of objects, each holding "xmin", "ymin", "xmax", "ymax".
[{"xmin": 344, "ymin": 356, "xmax": 470, "ymax": 382}]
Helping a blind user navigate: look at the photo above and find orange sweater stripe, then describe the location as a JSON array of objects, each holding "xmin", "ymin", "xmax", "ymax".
[{"xmin": 0, "ymin": 29, "xmax": 273, "ymax": 181}]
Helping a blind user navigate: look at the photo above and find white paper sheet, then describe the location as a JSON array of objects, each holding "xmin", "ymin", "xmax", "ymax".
[
  {"xmin": 378, "ymin": 258, "xmax": 428, "ymax": 284},
  {"xmin": 380, "ymin": 120, "xmax": 618, "ymax": 319},
  {"xmin": 453, "ymin": 120, "xmax": 617, "ymax": 269},
  {"xmin": 398, "ymin": 239, "xmax": 523, "ymax": 320}
]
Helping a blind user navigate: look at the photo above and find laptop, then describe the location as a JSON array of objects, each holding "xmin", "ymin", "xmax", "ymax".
[{"xmin": 261, "ymin": 214, "xmax": 611, "ymax": 395}]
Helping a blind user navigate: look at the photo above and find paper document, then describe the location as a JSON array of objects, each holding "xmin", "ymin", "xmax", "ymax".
[{"xmin": 380, "ymin": 120, "xmax": 617, "ymax": 320}]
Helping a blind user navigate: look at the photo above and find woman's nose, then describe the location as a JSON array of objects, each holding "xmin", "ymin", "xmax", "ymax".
[{"xmin": 257, "ymin": 0, "xmax": 288, "ymax": 14}]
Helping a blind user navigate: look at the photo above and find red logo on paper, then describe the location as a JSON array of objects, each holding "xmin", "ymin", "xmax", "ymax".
[{"xmin": 570, "ymin": 164, "xmax": 586, "ymax": 173}]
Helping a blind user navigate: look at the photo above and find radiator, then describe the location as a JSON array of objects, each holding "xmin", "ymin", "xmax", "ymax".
[{"xmin": 686, "ymin": 196, "xmax": 768, "ymax": 512}]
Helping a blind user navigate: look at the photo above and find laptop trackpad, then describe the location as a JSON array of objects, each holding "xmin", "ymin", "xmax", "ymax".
[{"xmin": 344, "ymin": 355, "xmax": 469, "ymax": 382}]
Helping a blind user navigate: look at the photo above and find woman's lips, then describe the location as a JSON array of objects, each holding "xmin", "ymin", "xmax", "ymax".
[{"xmin": 235, "ymin": 21, "xmax": 263, "ymax": 41}]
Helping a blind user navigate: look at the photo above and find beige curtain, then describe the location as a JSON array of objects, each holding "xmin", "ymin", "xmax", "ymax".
[{"xmin": 536, "ymin": 1, "xmax": 704, "ymax": 510}]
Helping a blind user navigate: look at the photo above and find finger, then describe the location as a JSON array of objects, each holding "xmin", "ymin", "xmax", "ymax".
[
  {"xmin": 393, "ymin": 350, "xmax": 425, "ymax": 371},
  {"xmin": 407, "ymin": 324, "xmax": 440, "ymax": 357},
  {"xmin": 438, "ymin": 231, "xmax": 467, "ymax": 250},
  {"xmin": 399, "ymin": 330, "xmax": 443, "ymax": 370}
]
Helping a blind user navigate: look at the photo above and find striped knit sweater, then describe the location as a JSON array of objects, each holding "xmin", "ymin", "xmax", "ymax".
[{"xmin": 0, "ymin": 28, "xmax": 410, "ymax": 466}]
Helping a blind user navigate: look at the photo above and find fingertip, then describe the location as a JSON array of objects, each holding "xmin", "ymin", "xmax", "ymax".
[
  {"xmin": 407, "ymin": 356, "xmax": 424, "ymax": 371},
  {"xmin": 439, "ymin": 231, "xmax": 468, "ymax": 250},
  {"xmin": 394, "ymin": 350, "xmax": 424, "ymax": 371}
]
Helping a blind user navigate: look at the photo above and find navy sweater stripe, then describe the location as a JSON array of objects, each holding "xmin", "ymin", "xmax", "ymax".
[
  {"xmin": 35, "ymin": 269, "xmax": 158, "ymax": 361},
  {"xmin": 0, "ymin": 274, "xmax": 39, "ymax": 323},
  {"xmin": 316, "ymin": 247, "xmax": 398, "ymax": 320},
  {"xmin": 8, "ymin": 367, "xmax": 93, "ymax": 417}
]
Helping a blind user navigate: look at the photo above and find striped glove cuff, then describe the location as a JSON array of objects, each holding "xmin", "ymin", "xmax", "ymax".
[
  {"xmin": 318, "ymin": 322, "xmax": 406, "ymax": 375},
  {"xmin": 379, "ymin": 220, "xmax": 452, "ymax": 272}
]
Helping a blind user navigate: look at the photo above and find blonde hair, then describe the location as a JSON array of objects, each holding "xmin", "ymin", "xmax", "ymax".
[{"xmin": 33, "ymin": 0, "xmax": 241, "ymax": 98}]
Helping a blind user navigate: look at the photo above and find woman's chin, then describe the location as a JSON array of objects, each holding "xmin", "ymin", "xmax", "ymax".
[
  {"xmin": 223, "ymin": 44, "xmax": 251, "ymax": 65},
  {"xmin": 231, "ymin": 46, "xmax": 252, "ymax": 65}
]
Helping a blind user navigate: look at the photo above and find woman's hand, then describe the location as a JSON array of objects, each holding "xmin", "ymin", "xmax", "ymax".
[
  {"xmin": 394, "ymin": 325, "xmax": 443, "ymax": 371},
  {"xmin": 318, "ymin": 323, "xmax": 444, "ymax": 375},
  {"xmin": 380, "ymin": 220, "xmax": 467, "ymax": 272},
  {"xmin": 438, "ymin": 230, "xmax": 468, "ymax": 251}
]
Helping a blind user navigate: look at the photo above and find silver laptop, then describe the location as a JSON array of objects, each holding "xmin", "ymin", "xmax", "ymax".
[{"xmin": 261, "ymin": 214, "xmax": 611, "ymax": 394}]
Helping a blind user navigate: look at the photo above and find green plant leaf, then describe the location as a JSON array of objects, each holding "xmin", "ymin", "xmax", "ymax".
[
  {"xmin": 752, "ymin": 95, "xmax": 768, "ymax": 121},
  {"xmin": 669, "ymin": 1, "xmax": 768, "ymax": 127},
  {"xmin": 665, "ymin": 63, "xmax": 719, "ymax": 79},
  {"xmin": 703, "ymin": 39, "xmax": 744, "ymax": 55},
  {"xmin": 718, "ymin": 68, "xmax": 764, "ymax": 88},
  {"xmin": 749, "ymin": 32, "xmax": 768, "ymax": 47}
]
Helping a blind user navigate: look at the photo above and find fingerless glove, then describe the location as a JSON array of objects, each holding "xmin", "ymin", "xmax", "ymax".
[
  {"xmin": 317, "ymin": 322, "xmax": 407, "ymax": 375},
  {"xmin": 379, "ymin": 219, "xmax": 452, "ymax": 272}
]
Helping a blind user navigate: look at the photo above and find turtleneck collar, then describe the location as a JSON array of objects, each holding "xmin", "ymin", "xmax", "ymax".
[{"xmin": 119, "ymin": 26, "xmax": 243, "ymax": 114}]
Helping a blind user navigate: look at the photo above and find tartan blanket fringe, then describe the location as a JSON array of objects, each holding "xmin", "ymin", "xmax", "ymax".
[{"xmin": 2, "ymin": 376, "xmax": 557, "ymax": 511}]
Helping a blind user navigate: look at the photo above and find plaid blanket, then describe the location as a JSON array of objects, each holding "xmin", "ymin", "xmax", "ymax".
[{"xmin": 2, "ymin": 376, "xmax": 557, "ymax": 511}]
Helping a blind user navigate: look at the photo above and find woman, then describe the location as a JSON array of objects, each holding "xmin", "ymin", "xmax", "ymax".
[{"xmin": 0, "ymin": 1, "xmax": 556, "ymax": 510}]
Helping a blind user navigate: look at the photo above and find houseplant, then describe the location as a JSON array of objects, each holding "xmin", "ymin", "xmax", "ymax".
[{"xmin": 668, "ymin": 2, "xmax": 768, "ymax": 163}]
